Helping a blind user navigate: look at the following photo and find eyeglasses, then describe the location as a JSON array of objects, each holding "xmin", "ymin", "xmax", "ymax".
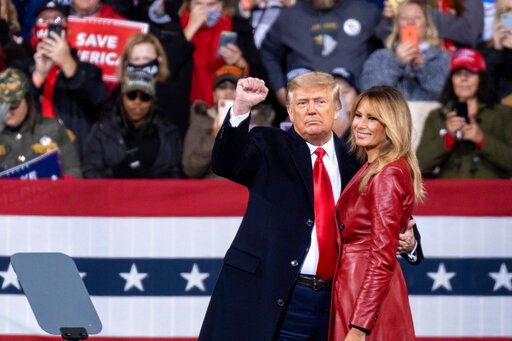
[{"xmin": 124, "ymin": 91, "xmax": 153, "ymax": 102}]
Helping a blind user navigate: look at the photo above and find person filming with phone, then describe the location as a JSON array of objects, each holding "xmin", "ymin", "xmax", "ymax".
[
  {"xmin": 27, "ymin": 1, "xmax": 108, "ymax": 162},
  {"xmin": 481, "ymin": 0, "xmax": 512, "ymax": 105},
  {"xmin": 179, "ymin": 0, "xmax": 253, "ymax": 106},
  {"xmin": 416, "ymin": 48, "xmax": 512, "ymax": 178},
  {"xmin": 360, "ymin": 0, "xmax": 450, "ymax": 101}
]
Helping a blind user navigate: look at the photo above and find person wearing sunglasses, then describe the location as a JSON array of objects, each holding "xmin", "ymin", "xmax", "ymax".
[
  {"xmin": 82, "ymin": 70, "xmax": 182, "ymax": 178},
  {"xmin": 0, "ymin": 68, "xmax": 81, "ymax": 177}
]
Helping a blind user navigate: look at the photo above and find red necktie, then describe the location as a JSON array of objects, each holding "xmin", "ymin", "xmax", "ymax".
[{"xmin": 313, "ymin": 147, "xmax": 337, "ymax": 280}]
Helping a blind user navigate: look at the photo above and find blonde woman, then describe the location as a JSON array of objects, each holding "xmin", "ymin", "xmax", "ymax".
[
  {"xmin": 360, "ymin": 0, "xmax": 450, "ymax": 101},
  {"xmin": 117, "ymin": 33, "xmax": 193, "ymax": 136},
  {"xmin": 118, "ymin": 33, "xmax": 170, "ymax": 83},
  {"xmin": 330, "ymin": 85, "xmax": 425, "ymax": 341}
]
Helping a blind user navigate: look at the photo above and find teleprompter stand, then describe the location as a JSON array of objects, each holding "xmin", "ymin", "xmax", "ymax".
[
  {"xmin": 11, "ymin": 253, "xmax": 102, "ymax": 340},
  {"xmin": 60, "ymin": 327, "xmax": 88, "ymax": 341}
]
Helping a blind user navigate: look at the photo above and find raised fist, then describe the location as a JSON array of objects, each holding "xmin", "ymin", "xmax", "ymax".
[{"xmin": 233, "ymin": 77, "xmax": 268, "ymax": 116}]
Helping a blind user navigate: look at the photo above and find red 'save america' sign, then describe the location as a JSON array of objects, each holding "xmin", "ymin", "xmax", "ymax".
[{"xmin": 66, "ymin": 17, "xmax": 148, "ymax": 83}]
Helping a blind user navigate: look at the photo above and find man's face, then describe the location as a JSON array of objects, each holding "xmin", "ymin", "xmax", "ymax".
[
  {"xmin": 287, "ymin": 85, "xmax": 338, "ymax": 146},
  {"xmin": 213, "ymin": 80, "xmax": 236, "ymax": 103}
]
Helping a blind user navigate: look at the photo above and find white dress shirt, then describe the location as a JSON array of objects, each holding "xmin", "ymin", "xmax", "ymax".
[{"xmin": 300, "ymin": 136, "xmax": 341, "ymax": 275}]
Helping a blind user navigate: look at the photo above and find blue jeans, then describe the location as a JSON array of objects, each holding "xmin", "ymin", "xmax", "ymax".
[{"xmin": 275, "ymin": 283, "xmax": 332, "ymax": 341}]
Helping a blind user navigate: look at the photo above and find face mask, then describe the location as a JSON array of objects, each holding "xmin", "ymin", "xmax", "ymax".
[
  {"xmin": 206, "ymin": 9, "xmax": 221, "ymax": 27},
  {"xmin": 126, "ymin": 59, "xmax": 159, "ymax": 78}
]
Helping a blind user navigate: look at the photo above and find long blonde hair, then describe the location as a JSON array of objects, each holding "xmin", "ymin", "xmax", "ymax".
[
  {"xmin": 385, "ymin": 0, "xmax": 441, "ymax": 49},
  {"xmin": 349, "ymin": 85, "xmax": 425, "ymax": 202},
  {"xmin": 118, "ymin": 33, "xmax": 170, "ymax": 82}
]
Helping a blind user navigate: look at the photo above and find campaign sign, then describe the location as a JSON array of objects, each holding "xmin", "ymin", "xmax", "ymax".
[
  {"xmin": 67, "ymin": 17, "xmax": 149, "ymax": 83},
  {"xmin": 0, "ymin": 149, "xmax": 63, "ymax": 179}
]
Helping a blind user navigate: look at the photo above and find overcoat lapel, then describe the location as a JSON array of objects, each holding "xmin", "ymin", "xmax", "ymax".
[{"xmin": 287, "ymin": 127, "xmax": 314, "ymax": 209}]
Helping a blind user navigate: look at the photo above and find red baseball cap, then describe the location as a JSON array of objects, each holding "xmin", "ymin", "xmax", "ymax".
[{"xmin": 450, "ymin": 48, "xmax": 486, "ymax": 73}]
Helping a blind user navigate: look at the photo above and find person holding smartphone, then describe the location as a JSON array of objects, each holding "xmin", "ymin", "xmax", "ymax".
[
  {"xmin": 360, "ymin": 0, "xmax": 450, "ymax": 101},
  {"xmin": 416, "ymin": 48, "xmax": 512, "ymax": 179},
  {"xmin": 27, "ymin": 1, "xmax": 108, "ymax": 163},
  {"xmin": 481, "ymin": 0, "xmax": 512, "ymax": 105},
  {"xmin": 179, "ymin": 0, "xmax": 253, "ymax": 106}
]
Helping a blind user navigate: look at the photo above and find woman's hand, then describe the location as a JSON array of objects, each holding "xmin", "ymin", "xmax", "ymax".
[
  {"xmin": 445, "ymin": 111, "xmax": 465, "ymax": 137},
  {"xmin": 461, "ymin": 118, "xmax": 484, "ymax": 144},
  {"xmin": 395, "ymin": 42, "xmax": 417, "ymax": 64},
  {"xmin": 397, "ymin": 220, "xmax": 416, "ymax": 254},
  {"xmin": 493, "ymin": 23, "xmax": 512, "ymax": 50},
  {"xmin": 344, "ymin": 327, "xmax": 366, "ymax": 341},
  {"xmin": 183, "ymin": 3, "xmax": 208, "ymax": 41},
  {"xmin": 219, "ymin": 43, "xmax": 248, "ymax": 72}
]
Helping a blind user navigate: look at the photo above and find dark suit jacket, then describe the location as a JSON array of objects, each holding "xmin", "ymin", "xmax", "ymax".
[{"xmin": 199, "ymin": 114, "xmax": 421, "ymax": 341}]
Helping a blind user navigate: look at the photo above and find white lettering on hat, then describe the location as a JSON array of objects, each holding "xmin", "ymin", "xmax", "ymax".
[{"xmin": 343, "ymin": 19, "xmax": 361, "ymax": 37}]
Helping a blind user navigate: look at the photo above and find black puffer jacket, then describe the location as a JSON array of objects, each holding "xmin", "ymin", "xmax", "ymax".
[{"xmin": 82, "ymin": 101, "xmax": 182, "ymax": 178}]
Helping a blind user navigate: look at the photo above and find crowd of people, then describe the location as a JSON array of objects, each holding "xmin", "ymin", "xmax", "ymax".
[{"xmin": 0, "ymin": 0, "xmax": 510, "ymax": 179}]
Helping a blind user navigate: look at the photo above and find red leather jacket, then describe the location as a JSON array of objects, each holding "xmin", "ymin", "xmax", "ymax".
[{"xmin": 330, "ymin": 159, "xmax": 416, "ymax": 340}]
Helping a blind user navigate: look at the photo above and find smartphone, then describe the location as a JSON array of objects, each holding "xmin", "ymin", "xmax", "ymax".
[
  {"xmin": 216, "ymin": 31, "xmax": 238, "ymax": 57},
  {"xmin": 454, "ymin": 101, "xmax": 470, "ymax": 124},
  {"xmin": 500, "ymin": 12, "xmax": 512, "ymax": 29},
  {"xmin": 47, "ymin": 23, "xmax": 63, "ymax": 39},
  {"xmin": 401, "ymin": 25, "xmax": 419, "ymax": 49},
  {"xmin": 216, "ymin": 99, "xmax": 234, "ymax": 126}
]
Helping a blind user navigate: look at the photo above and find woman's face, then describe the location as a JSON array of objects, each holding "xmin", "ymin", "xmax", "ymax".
[
  {"xmin": 398, "ymin": 3, "xmax": 428, "ymax": 42},
  {"xmin": 129, "ymin": 42, "xmax": 158, "ymax": 65},
  {"xmin": 452, "ymin": 69, "xmax": 480, "ymax": 101},
  {"xmin": 352, "ymin": 99, "xmax": 386, "ymax": 161},
  {"xmin": 122, "ymin": 91, "xmax": 153, "ymax": 127},
  {"xmin": 5, "ymin": 99, "xmax": 28, "ymax": 128}
]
